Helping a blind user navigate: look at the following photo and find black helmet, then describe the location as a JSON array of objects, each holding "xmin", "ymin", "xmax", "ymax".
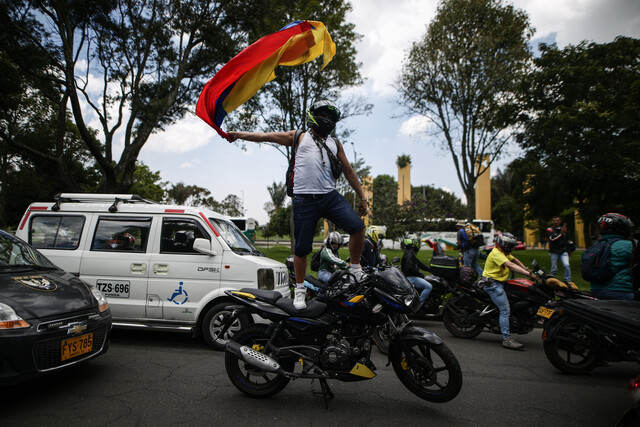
[
  {"xmin": 402, "ymin": 234, "xmax": 420, "ymax": 252},
  {"xmin": 326, "ymin": 231, "xmax": 343, "ymax": 248},
  {"xmin": 307, "ymin": 100, "xmax": 341, "ymax": 137},
  {"xmin": 495, "ymin": 232, "xmax": 517, "ymax": 253},
  {"xmin": 597, "ymin": 213, "xmax": 633, "ymax": 238}
]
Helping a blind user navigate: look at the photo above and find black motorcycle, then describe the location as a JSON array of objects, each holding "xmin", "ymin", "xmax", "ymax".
[
  {"xmin": 220, "ymin": 266, "xmax": 463, "ymax": 406},
  {"xmin": 539, "ymin": 298, "xmax": 640, "ymax": 374},
  {"xmin": 442, "ymin": 260, "xmax": 590, "ymax": 340}
]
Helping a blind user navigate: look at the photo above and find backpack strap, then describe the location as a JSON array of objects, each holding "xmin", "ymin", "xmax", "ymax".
[{"xmin": 292, "ymin": 129, "xmax": 303, "ymax": 156}]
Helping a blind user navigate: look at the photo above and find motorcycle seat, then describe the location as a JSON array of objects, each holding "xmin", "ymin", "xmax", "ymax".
[
  {"xmin": 275, "ymin": 297, "xmax": 327, "ymax": 317},
  {"xmin": 238, "ymin": 288, "xmax": 282, "ymax": 305}
]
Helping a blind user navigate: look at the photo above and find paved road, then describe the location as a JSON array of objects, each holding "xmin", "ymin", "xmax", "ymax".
[{"xmin": 1, "ymin": 320, "xmax": 636, "ymax": 426}]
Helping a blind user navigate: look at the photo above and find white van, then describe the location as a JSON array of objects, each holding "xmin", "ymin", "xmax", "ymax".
[{"xmin": 15, "ymin": 193, "xmax": 289, "ymax": 350}]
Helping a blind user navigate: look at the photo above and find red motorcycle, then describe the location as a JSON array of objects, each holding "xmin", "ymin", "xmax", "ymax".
[{"xmin": 442, "ymin": 260, "xmax": 591, "ymax": 339}]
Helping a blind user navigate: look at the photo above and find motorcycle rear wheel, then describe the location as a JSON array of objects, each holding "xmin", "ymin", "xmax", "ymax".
[
  {"xmin": 442, "ymin": 305, "xmax": 483, "ymax": 339},
  {"xmin": 225, "ymin": 324, "xmax": 294, "ymax": 397},
  {"xmin": 390, "ymin": 340, "xmax": 463, "ymax": 403},
  {"xmin": 543, "ymin": 319, "xmax": 599, "ymax": 374}
]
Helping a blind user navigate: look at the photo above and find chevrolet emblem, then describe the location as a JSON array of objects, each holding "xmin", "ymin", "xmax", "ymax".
[{"xmin": 68, "ymin": 324, "xmax": 87, "ymax": 335}]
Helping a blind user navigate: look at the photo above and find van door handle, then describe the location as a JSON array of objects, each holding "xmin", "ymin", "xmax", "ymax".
[
  {"xmin": 130, "ymin": 263, "xmax": 147, "ymax": 274},
  {"xmin": 153, "ymin": 264, "xmax": 170, "ymax": 274}
]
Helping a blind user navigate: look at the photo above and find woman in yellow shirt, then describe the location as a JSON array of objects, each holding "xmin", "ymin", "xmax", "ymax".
[{"xmin": 481, "ymin": 232, "xmax": 537, "ymax": 350}]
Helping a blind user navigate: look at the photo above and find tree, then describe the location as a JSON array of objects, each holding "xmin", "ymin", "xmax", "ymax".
[
  {"xmin": 517, "ymin": 37, "xmax": 640, "ymax": 243},
  {"xmin": 2, "ymin": 0, "xmax": 245, "ymax": 193},
  {"xmin": 130, "ymin": 163, "xmax": 167, "ymax": 202},
  {"xmin": 397, "ymin": 0, "xmax": 534, "ymax": 217},
  {"xmin": 264, "ymin": 181, "xmax": 287, "ymax": 217}
]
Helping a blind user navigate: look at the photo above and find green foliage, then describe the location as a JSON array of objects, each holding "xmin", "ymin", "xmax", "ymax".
[
  {"xmin": 397, "ymin": 0, "xmax": 534, "ymax": 216},
  {"xmin": 130, "ymin": 163, "xmax": 167, "ymax": 202},
  {"xmin": 396, "ymin": 154, "xmax": 411, "ymax": 168},
  {"xmin": 517, "ymin": 37, "xmax": 640, "ymax": 243}
]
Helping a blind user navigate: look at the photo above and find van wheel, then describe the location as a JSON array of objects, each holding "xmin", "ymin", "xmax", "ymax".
[{"xmin": 202, "ymin": 303, "xmax": 253, "ymax": 351}]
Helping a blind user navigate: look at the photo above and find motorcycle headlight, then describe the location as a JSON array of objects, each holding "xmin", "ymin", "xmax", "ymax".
[
  {"xmin": 0, "ymin": 302, "xmax": 30, "ymax": 329},
  {"xmin": 90, "ymin": 286, "xmax": 110, "ymax": 312},
  {"xmin": 404, "ymin": 295, "xmax": 416, "ymax": 307}
]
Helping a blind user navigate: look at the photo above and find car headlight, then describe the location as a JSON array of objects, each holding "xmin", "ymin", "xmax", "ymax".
[
  {"xmin": 90, "ymin": 286, "xmax": 110, "ymax": 312},
  {"xmin": 0, "ymin": 302, "xmax": 30, "ymax": 329}
]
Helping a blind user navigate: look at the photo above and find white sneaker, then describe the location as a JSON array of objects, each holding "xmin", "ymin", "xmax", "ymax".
[
  {"xmin": 349, "ymin": 267, "xmax": 366, "ymax": 283},
  {"xmin": 293, "ymin": 288, "xmax": 307, "ymax": 310}
]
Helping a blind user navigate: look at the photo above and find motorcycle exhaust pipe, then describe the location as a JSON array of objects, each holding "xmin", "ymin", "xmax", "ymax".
[{"xmin": 226, "ymin": 340, "xmax": 281, "ymax": 373}]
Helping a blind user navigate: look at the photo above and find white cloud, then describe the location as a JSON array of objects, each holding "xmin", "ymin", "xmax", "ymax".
[
  {"xmin": 399, "ymin": 115, "xmax": 431, "ymax": 137},
  {"xmin": 146, "ymin": 115, "xmax": 212, "ymax": 153}
]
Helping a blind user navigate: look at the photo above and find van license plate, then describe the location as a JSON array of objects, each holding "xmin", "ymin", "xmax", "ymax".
[
  {"xmin": 536, "ymin": 306, "xmax": 555, "ymax": 319},
  {"xmin": 61, "ymin": 333, "xmax": 93, "ymax": 361},
  {"xmin": 96, "ymin": 280, "xmax": 130, "ymax": 298}
]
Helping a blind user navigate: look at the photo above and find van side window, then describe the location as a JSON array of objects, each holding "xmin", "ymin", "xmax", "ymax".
[
  {"xmin": 30, "ymin": 216, "xmax": 85, "ymax": 250},
  {"xmin": 91, "ymin": 218, "xmax": 151, "ymax": 252},
  {"xmin": 160, "ymin": 219, "xmax": 208, "ymax": 254}
]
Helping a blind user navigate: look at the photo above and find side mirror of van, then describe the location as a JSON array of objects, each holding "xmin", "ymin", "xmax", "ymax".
[{"xmin": 193, "ymin": 238, "xmax": 218, "ymax": 256}]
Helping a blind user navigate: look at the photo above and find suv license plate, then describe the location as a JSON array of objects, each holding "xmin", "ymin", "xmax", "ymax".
[
  {"xmin": 61, "ymin": 333, "xmax": 94, "ymax": 361},
  {"xmin": 536, "ymin": 306, "xmax": 555, "ymax": 319},
  {"xmin": 96, "ymin": 280, "xmax": 130, "ymax": 298}
]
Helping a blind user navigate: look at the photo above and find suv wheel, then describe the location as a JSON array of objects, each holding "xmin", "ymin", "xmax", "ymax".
[{"xmin": 202, "ymin": 302, "xmax": 253, "ymax": 351}]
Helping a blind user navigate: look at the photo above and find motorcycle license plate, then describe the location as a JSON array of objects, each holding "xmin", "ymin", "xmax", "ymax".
[
  {"xmin": 61, "ymin": 333, "xmax": 94, "ymax": 361},
  {"xmin": 536, "ymin": 306, "xmax": 555, "ymax": 319}
]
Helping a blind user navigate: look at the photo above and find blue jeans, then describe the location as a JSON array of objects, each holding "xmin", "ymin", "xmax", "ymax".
[
  {"xmin": 292, "ymin": 190, "xmax": 365, "ymax": 256},
  {"xmin": 482, "ymin": 281, "xmax": 511, "ymax": 339},
  {"xmin": 407, "ymin": 276, "xmax": 433, "ymax": 306},
  {"xmin": 549, "ymin": 252, "xmax": 571, "ymax": 282},
  {"xmin": 463, "ymin": 247, "xmax": 483, "ymax": 276},
  {"xmin": 318, "ymin": 269, "xmax": 332, "ymax": 285}
]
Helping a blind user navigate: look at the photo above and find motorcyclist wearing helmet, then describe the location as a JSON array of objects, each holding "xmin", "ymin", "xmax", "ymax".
[
  {"xmin": 318, "ymin": 231, "xmax": 348, "ymax": 285},
  {"xmin": 400, "ymin": 234, "xmax": 433, "ymax": 307},
  {"xmin": 361, "ymin": 225, "xmax": 386, "ymax": 267},
  {"xmin": 480, "ymin": 232, "xmax": 537, "ymax": 351},
  {"xmin": 590, "ymin": 213, "xmax": 636, "ymax": 300},
  {"xmin": 226, "ymin": 100, "xmax": 368, "ymax": 310}
]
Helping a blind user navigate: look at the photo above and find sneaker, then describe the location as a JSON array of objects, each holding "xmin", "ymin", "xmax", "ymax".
[
  {"xmin": 349, "ymin": 267, "xmax": 366, "ymax": 283},
  {"xmin": 293, "ymin": 288, "xmax": 307, "ymax": 310},
  {"xmin": 502, "ymin": 337, "xmax": 525, "ymax": 350}
]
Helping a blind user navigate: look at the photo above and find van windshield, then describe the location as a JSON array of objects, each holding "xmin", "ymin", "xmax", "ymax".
[{"xmin": 208, "ymin": 218, "xmax": 263, "ymax": 256}]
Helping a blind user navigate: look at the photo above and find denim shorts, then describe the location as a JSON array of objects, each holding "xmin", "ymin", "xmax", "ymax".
[{"xmin": 292, "ymin": 190, "xmax": 365, "ymax": 256}]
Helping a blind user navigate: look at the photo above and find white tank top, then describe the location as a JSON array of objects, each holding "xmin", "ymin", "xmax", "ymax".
[{"xmin": 292, "ymin": 132, "xmax": 338, "ymax": 195}]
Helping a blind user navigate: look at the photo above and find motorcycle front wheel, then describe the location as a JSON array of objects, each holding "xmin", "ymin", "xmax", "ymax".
[
  {"xmin": 225, "ymin": 324, "xmax": 294, "ymax": 397},
  {"xmin": 442, "ymin": 301, "xmax": 483, "ymax": 339},
  {"xmin": 390, "ymin": 340, "xmax": 463, "ymax": 403},
  {"xmin": 543, "ymin": 318, "xmax": 599, "ymax": 374}
]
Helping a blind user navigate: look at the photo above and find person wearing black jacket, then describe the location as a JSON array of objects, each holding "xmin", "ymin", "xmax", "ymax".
[{"xmin": 401, "ymin": 234, "xmax": 432, "ymax": 307}]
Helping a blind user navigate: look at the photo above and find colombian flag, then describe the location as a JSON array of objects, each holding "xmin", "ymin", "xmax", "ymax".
[{"xmin": 196, "ymin": 20, "xmax": 336, "ymax": 139}]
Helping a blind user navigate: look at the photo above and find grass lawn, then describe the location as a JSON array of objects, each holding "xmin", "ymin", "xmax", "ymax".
[{"xmin": 258, "ymin": 244, "xmax": 589, "ymax": 290}]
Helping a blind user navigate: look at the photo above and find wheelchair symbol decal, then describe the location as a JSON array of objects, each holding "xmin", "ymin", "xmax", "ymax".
[{"xmin": 168, "ymin": 281, "xmax": 189, "ymax": 305}]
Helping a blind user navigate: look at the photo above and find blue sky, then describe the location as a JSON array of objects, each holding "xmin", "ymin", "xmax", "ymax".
[{"xmin": 135, "ymin": 0, "xmax": 640, "ymax": 225}]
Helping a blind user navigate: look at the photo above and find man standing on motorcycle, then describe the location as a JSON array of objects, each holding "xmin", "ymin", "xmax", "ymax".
[
  {"xmin": 400, "ymin": 234, "xmax": 433, "ymax": 308},
  {"xmin": 318, "ymin": 231, "xmax": 348, "ymax": 285},
  {"xmin": 227, "ymin": 100, "xmax": 368, "ymax": 310},
  {"xmin": 480, "ymin": 232, "xmax": 538, "ymax": 350},
  {"xmin": 546, "ymin": 216, "xmax": 571, "ymax": 282}
]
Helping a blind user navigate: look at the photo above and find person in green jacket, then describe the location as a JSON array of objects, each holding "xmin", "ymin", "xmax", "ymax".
[
  {"xmin": 318, "ymin": 231, "xmax": 348, "ymax": 285},
  {"xmin": 590, "ymin": 213, "xmax": 636, "ymax": 300}
]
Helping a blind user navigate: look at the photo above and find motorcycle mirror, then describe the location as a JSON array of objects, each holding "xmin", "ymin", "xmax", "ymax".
[{"xmin": 392, "ymin": 257, "xmax": 400, "ymax": 264}]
